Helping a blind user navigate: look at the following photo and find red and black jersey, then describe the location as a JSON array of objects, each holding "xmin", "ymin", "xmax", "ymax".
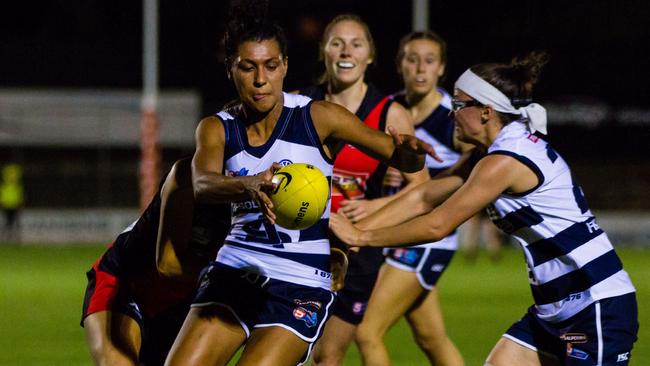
[
  {"xmin": 84, "ymin": 182, "xmax": 230, "ymax": 319},
  {"xmin": 298, "ymin": 84, "xmax": 392, "ymax": 276},
  {"xmin": 298, "ymin": 84, "xmax": 393, "ymax": 213}
]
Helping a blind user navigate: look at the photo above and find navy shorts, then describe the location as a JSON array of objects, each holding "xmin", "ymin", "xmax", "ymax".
[
  {"xmin": 193, "ymin": 262, "xmax": 335, "ymax": 362},
  {"xmin": 504, "ymin": 293, "xmax": 639, "ymax": 365},
  {"xmin": 384, "ymin": 247, "xmax": 456, "ymax": 290}
]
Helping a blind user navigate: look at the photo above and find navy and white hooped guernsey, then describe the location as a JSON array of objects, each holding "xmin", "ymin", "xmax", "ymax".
[
  {"xmin": 486, "ymin": 122, "xmax": 635, "ymax": 323},
  {"xmin": 215, "ymin": 93, "xmax": 333, "ymax": 290},
  {"xmin": 392, "ymin": 88, "xmax": 459, "ymax": 251}
]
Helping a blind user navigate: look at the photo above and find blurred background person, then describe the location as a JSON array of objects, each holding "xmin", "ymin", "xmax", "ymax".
[
  {"xmin": 0, "ymin": 163, "xmax": 24, "ymax": 242},
  {"xmin": 298, "ymin": 14, "xmax": 431, "ymax": 366},
  {"xmin": 355, "ymin": 30, "xmax": 467, "ymax": 366}
]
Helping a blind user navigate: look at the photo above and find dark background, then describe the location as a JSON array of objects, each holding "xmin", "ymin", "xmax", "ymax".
[{"xmin": 2, "ymin": 0, "xmax": 649, "ymax": 208}]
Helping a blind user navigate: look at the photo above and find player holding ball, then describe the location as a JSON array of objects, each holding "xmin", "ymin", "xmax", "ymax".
[{"xmin": 163, "ymin": 2, "xmax": 436, "ymax": 366}]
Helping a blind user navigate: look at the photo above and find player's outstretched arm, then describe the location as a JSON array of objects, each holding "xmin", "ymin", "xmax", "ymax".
[
  {"xmin": 338, "ymin": 103, "xmax": 431, "ymax": 222},
  {"xmin": 310, "ymin": 101, "xmax": 435, "ymax": 173},
  {"xmin": 330, "ymin": 155, "xmax": 521, "ymax": 248},
  {"xmin": 347, "ymin": 149, "xmax": 476, "ymax": 230}
]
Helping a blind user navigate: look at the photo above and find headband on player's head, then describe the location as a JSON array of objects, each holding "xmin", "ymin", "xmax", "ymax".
[{"xmin": 455, "ymin": 69, "xmax": 548, "ymax": 135}]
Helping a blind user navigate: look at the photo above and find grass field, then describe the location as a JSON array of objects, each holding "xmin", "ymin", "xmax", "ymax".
[{"xmin": 0, "ymin": 244, "xmax": 647, "ymax": 365}]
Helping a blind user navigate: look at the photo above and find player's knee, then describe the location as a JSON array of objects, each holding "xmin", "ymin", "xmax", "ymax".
[
  {"xmin": 413, "ymin": 328, "xmax": 445, "ymax": 351},
  {"xmin": 313, "ymin": 353, "xmax": 343, "ymax": 366},
  {"xmin": 312, "ymin": 341, "xmax": 345, "ymax": 365},
  {"xmin": 355, "ymin": 322, "xmax": 384, "ymax": 347},
  {"xmin": 88, "ymin": 341, "xmax": 137, "ymax": 366}
]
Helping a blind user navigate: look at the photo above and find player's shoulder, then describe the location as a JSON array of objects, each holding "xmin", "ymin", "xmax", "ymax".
[{"xmin": 283, "ymin": 92, "xmax": 312, "ymax": 108}]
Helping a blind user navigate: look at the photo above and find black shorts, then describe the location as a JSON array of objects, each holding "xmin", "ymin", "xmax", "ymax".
[
  {"xmin": 331, "ymin": 247, "xmax": 383, "ymax": 324},
  {"xmin": 331, "ymin": 271, "xmax": 379, "ymax": 324},
  {"xmin": 138, "ymin": 301, "xmax": 191, "ymax": 366},
  {"xmin": 81, "ymin": 247, "xmax": 195, "ymax": 366}
]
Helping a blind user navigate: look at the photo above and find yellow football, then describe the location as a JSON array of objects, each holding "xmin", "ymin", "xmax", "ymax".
[{"xmin": 270, "ymin": 163, "xmax": 329, "ymax": 230}]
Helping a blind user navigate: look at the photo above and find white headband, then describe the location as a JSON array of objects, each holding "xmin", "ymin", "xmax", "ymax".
[{"xmin": 454, "ymin": 69, "xmax": 547, "ymax": 135}]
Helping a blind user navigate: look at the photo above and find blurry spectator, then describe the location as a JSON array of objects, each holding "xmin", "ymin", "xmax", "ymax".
[{"xmin": 1, "ymin": 164, "xmax": 24, "ymax": 242}]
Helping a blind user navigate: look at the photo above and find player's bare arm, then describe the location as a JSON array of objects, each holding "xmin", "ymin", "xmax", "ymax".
[
  {"xmin": 192, "ymin": 116, "xmax": 276, "ymax": 213},
  {"xmin": 310, "ymin": 100, "xmax": 432, "ymax": 173},
  {"xmin": 331, "ymin": 154, "xmax": 532, "ymax": 247},
  {"xmin": 338, "ymin": 102, "xmax": 430, "ymax": 221}
]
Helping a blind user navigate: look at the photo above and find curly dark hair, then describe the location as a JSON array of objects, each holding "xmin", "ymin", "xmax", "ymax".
[{"xmin": 223, "ymin": 0, "xmax": 288, "ymax": 68}]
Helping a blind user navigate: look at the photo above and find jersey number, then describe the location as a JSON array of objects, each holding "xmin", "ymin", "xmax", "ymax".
[{"xmin": 241, "ymin": 215, "xmax": 291, "ymax": 248}]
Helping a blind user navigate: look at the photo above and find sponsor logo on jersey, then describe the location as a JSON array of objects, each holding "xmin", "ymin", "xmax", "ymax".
[
  {"xmin": 392, "ymin": 248, "xmax": 420, "ymax": 265},
  {"xmin": 293, "ymin": 306, "xmax": 318, "ymax": 328},
  {"xmin": 293, "ymin": 299, "xmax": 322, "ymax": 310},
  {"xmin": 228, "ymin": 167, "xmax": 249, "ymax": 177},
  {"xmin": 232, "ymin": 199, "xmax": 261, "ymax": 215},
  {"xmin": 561, "ymin": 333, "xmax": 588, "ymax": 343},
  {"xmin": 566, "ymin": 343, "xmax": 590, "ymax": 360},
  {"xmin": 527, "ymin": 133, "xmax": 540, "ymax": 143}
]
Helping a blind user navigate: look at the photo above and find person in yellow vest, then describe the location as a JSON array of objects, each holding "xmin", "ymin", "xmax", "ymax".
[{"xmin": 1, "ymin": 164, "xmax": 24, "ymax": 242}]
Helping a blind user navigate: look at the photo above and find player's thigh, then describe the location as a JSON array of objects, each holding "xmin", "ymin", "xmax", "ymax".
[
  {"xmin": 165, "ymin": 305, "xmax": 247, "ymax": 366},
  {"xmin": 84, "ymin": 311, "xmax": 141, "ymax": 366},
  {"xmin": 359, "ymin": 264, "xmax": 424, "ymax": 335},
  {"xmin": 486, "ymin": 337, "xmax": 557, "ymax": 366},
  {"xmin": 236, "ymin": 326, "xmax": 309, "ymax": 366},
  {"xmin": 405, "ymin": 288, "xmax": 448, "ymax": 338}
]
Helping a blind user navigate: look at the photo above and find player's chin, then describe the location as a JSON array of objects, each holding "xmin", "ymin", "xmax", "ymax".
[{"xmin": 249, "ymin": 98, "xmax": 277, "ymax": 114}]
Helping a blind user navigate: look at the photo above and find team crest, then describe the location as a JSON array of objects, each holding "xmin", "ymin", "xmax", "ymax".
[
  {"xmin": 293, "ymin": 306, "xmax": 318, "ymax": 328},
  {"xmin": 278, "ymin": 159, "xmax": 293, "ymax": 166}
]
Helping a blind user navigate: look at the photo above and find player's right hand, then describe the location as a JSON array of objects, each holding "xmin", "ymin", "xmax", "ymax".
[{"xmin": 246, "ymin": 163, "xmax": 282, "ymax": 224}]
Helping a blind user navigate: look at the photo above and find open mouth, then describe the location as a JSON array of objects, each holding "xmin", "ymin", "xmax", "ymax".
[{"xmin": 336, "ymin": 61, "xmax": 355, "ymax": 69}]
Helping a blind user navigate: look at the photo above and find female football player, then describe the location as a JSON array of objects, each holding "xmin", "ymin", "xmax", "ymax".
[
  {"xmin": 163, "ymin": 2, "xmax": 434, "ymax": 366},
  {"xmin": 352, "ymin": 30, "xmax": 468, "ymax": 366},
  {"xmin": 297, "ymin": 15, "xmax": 430, "ymax": 366},
  {"xmin": 330, "ymin": 51, "xmax": 639, "ymax": 365}
]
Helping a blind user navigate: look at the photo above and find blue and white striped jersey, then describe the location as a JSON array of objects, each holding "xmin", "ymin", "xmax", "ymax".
[
  {"xmin": 395, "ymin": 88, "xmax": 460, "ymax": 176},
  {"xmin": 393, "ymin": 88, "xmax": 459, "ymax": 251},
  {"xmin": 215, "ymin": 93, "xmax": 334, "ymax": 290},
  {"xmin": 486, "ymin": 122, "xmax": 635, "ymax": 322}
]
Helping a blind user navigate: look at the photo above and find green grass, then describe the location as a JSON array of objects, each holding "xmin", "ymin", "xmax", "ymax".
[{"xmin": 0, "ymin": 245, "xmax": 647, "ymax": 365}]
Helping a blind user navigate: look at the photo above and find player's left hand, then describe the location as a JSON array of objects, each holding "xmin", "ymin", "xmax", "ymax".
[
  {"xmin": 329, "ymin": 211, "xmax": 364, "ymax": 247},
  {"xmin": 388, "ymin": 125, "xmax": 442, "ymax": 162}
]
